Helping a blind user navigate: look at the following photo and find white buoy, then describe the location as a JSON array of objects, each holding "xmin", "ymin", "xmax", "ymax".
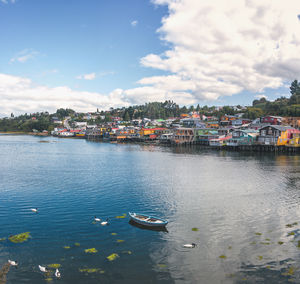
[
  {"xmin": 38, "ymin": 265, "xmax": 47, "ymax": 272},
  {"xmin": 183, "ymin": 243, "xmax": 197, "ymax": 248},
  {"xmin": 55, "ymin": 268, "xmax": 61, "ymax": 278},
  {"xmin": 8, "ymin": 260, "xmax": 18, "ymax": 266}
]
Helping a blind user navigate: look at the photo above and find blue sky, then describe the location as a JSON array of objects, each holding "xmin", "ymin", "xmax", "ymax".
[
  {"xmin": 0, "ymin": 0, "xmax": 300, "ymax": 115},
  {"xmin": 1, "ymin": 0, "xmax": 167, "ymax": 92}
]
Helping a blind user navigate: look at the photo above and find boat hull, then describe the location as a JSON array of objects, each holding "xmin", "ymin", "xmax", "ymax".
[{"xmin": 129, "ymin": 212, "xmax": 168, "ymax": 227}]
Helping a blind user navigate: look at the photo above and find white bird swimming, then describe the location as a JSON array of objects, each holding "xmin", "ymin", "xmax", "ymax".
[
  {"xmin": 101, "ymin": 218, "xmax": 109, "ymax": 226},
  {"xmin": 30, "ymin": 208, "xmax": 38, "ymax": 213},
  {"xmin": 8, "ymin": 260, "xmax": 18, "ymax": 266},
  {"xmin": 55, "ymin": 268, "xmax": 61, "ymax": 278},
  {"xmin": 38, "ymin": 265, "xmax": 47, "ymax": 272},
  {"xmin": 94, "ymin": 216, "xmax": 101, "ymax": 222},
  {"xmin": 183, "ymin": 243, "xmax": 197, "ymax": 248}
]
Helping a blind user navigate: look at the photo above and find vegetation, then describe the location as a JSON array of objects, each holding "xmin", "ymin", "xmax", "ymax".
[
  {"xmin": 1, "ymin": 80, "xmax": 300, "ymax": 132},
  {"xmin": 9, "ymin": 232, "xmax": 31, "ymax": 243}
]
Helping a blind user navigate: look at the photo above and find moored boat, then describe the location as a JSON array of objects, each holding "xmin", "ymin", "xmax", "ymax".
[{"xmin": 129, "ymin": 212, "xmax": 168, "ymax": 227}]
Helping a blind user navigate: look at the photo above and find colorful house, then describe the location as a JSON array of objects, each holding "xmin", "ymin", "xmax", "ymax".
[
  {"xmin": 226, "ymin": 129, "xmax": 259, "ymax": 147},
  {"xmin": 257, "ymin": 125, "xmax": 300, "ymax": 146},
  {"xmin": 286, "ymin": 133, "xmax": 300, "ymax": 148},
  {"xmin": 260, "ymin": 116, "xmax": 282, "ymax": 125}
]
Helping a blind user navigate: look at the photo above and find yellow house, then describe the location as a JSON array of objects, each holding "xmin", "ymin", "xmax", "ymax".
[
  {"xmin": 140, "ymin": 128, "xmax": 156, "ymax": 136},
  {"xmin": 286, "ymin": 133, "xmax": 300, "ymax": 148}
]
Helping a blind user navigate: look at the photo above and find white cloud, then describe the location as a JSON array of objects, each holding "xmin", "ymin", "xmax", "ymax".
[
  {"xmin": 0, "ymin": 73, "xmax": 130, "ymax": 115},
  {"xmin": 76, "ymin": 72, "xmax": 96, "ymax": 80},
  {"xmin": 131, "ymin": 20, "xmax": 138, "ymax": 27},
  {"xmin": 10, "ymin": 49, "xmax": 38, "ymax": 63},
  {"xmin": 139, "ymin": 0, "xmax": 300, "ymax": 102}
]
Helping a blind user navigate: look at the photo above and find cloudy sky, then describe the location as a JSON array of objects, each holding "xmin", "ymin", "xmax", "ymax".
[{"xmin": 1, "ymin": 0, "xmax": 300, "ymax": 115}]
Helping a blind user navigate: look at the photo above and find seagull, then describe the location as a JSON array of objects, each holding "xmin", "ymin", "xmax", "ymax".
[
  {"xmin": 183, "ymin": 243, "xmax": 197, "ymax": 248},
  {"xmin": 101, "ymin": 218, "xmax": 109, "ymax": 226},
  {"xmin": 55, "ymin": 268, "xmax": 61, "ymax": 278},
  {"xmin": 94, "ymin": 216, "xmax": 101, "ymax": 222},
  {"xmin": 30, "ymin": 208, "xmax": 38, "ymax": 213},
  {"xmin": 38, "ymin": 265, "xmax": 47, "ymax": 272},
  {"xmin": 8, "ymin": 260, "xmax": 18, "ymax": 266}
]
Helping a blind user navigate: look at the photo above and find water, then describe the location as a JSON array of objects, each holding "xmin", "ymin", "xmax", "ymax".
[{"xmin": 0, "ymin": 135, "xmax": 300, "ymax": 283}]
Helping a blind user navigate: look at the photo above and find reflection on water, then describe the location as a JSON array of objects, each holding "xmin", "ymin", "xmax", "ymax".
[{"xmin": 0, "ymin": 135, "xmax": 300, "ymax": 283}]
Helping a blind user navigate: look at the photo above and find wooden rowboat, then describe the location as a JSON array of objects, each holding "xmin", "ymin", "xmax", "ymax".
[{"xmin": 129, "ymin": 212, "xmax": 168, "ymax": 227}]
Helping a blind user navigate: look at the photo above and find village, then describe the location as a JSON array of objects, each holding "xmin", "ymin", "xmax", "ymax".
[{"xmin": 50, "ymin": 111, "xmax": 300, "ymax": 152}]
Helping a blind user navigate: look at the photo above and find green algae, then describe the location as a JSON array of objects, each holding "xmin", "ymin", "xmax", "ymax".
[
  {"xmin": 288, "ymin": 232, "xmax": 295, "ymax": 236},
  {"xmin": 122, "ymin": 250, "xmax": 132, "ymax": 255},
  {"xmin": 63, "ymin": 246, "xmax": 71, "ymax": 249},
  {"xmin": 85, "ymin": 248, "xmax": 98, "ymax": 254},
  {"xmin": 255, "ymin": 232, "xmax": 262, "ymax": 236},
  {"xmin": 282, "ymin": 266, "xmax": 295, "ymax": 276},
  {"xmin": 111, "ymin": 233, "xmax": 117, "ymax": 236},
  {"xmin": 265, "ymin": 238, "xmax": 271, "ymax": 241},
  {"xmin": 250, "ymin": 241, "xmax": 256, "ymax": 245},
  {"xmin": 227, "ymin": 246, "xmax": 232, "ymax": 250},
  {"xmin": 157, "ymin": 264, "xmax": 167, "ymax": 268},
  {"xmin": 115, "ymin": 213, "xmax": 127, "ymax": 219},
  {"xmin": 45, "ymin": 278, "xmax": 53, "ymax": 282},
  {"xmin": 191, "ymin": 228, "xmax": 199, "ymax": 232},
  {"xmin": 278, "ymin": 241, "xmax": 284, "ymax": 245},
  {"xmin": 0, "ymin": 238, "xmax": 6, "ymax": 242},
  {"xmin": 79, "ymin": 268, "xmax": 100, "ymax": 273},
  {"xmin": 116, "ymin": 239, "xmax": 124, "ymax": 243},
  {"xmin": 9, "ymin": 232, "xmax": 30, "ymax": 243},
  {"xmin": 297, "ymin": 241, "xmax": 300, "ymax": 248},
  {"xmin": 258, "ymin": 256, "xmax": 263, "ymax": 260},
  {"xmin": 219, "ymin": 255, "xmax": 227, "ymax": 259},
  {"xmin": 107, "ymin": 253, "xmax": 119, "ymax": 261},
  {"xmin": 47, "ymin": 264, "xmax": 61, "ymax": 269},
  {"xmin": 286, "ymin": 222, "xmax": 298, "ymax": 228},
  {"xmin": 74, "ymin": 242, "xmax": 80, "ymax": 247},
  {"xmin": 260, "ymin": 242, "xmax": 270, "ymax": 245}
]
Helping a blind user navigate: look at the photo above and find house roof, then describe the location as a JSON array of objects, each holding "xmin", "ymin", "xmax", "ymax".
[{"xmin": 260, "ymin": 125, "xmax": 295, "ymax": 131}]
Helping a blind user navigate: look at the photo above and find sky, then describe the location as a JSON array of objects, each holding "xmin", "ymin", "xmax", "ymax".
[{"xmin": 1, "ymin": 0, "xmax": 300, "ymax": 116}]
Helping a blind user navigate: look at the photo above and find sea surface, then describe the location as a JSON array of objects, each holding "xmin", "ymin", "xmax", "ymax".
[{"xmin": 1, "ymin": 135, "xmax": 300, "ymax": 283}]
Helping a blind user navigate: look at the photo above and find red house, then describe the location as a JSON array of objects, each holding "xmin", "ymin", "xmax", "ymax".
[{"xmin": 260, "ymin": 116, "xmax": 282, "ymax": 125}]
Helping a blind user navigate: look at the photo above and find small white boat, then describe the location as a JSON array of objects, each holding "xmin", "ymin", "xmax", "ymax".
[{"xmin": 129, "ymin": 212, "xmax": 168, "ymax": 227}]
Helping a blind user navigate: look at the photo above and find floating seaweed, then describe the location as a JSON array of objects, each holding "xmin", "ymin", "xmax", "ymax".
[
  {"xmin": 191, "ymin": 228, "xmax": 199, "ymax": 232},
  {"xmin": 0, "ymin": 263, "xmax": 10, "ymax": 284},
  {"xmin": 111, "ymin": 233, "xmax": 117, "ymax": 236},
  {"xmin": 219, "ymin": 255, "xmax": 227, "ymax": 259},
  {"xmin": 260, "ymin": 242, "xmax": 270, "ymax": 245},
  {"xmin": 85, "ymin": 248, "xmax": 98, "ymax": 254},
  {"xmin": 79, "ymin": 268, "xmax": 104, "ymax": 273},
  {"xmin": 63, "ymin": 246, "xmax": 71, "ymax": 249},
  {"xmin": 9, "ymin": 232, "xmax": 31, "ymax": 243},
  {"xmin": 288, "ymin": 232, "xmax": 295, "ymax": 236},
  {"xmin": 107, "ymin": 253, "xmax": 119, "ymax": 261},
  {"xmin": 45, "ymin": 278, "xmax": 53, "ymax": 282},
  {"xmin": 115, "ymin": 213, "xmax": 127, "ymax": 219},
  {"xmin": 286, "ymin": 222, "xmax": 298, "ymax": 228},
  {"xmin": 122, "ymin": 251, "xmax": 132, "ymax": 255},
  {"xmin": 116, "ymin": 239, "xmax": 124, "ymax": 243},
  {"xmin": 297, "ymin": 241, "xmax": 300, "ymax": 248},
  {"xmin": 258, "ymin": 256, "xmax": 263, "ymax": 260},
  {"xmin": 47, "ymin": 264, "xmax": 61, "ymax": 269},
  {"xmin": 0, "ymin": 238, "xmax": 6, "ymax": 242},
  {"xmin": 265, "ymin": 238, "xmax": 271, "ymax": 241},
  {"xmin": 157, "ymin": 264, "xmax": 167, "ymax": 268},
  {"xmin": 74, "ymin": 243, "xmax": 80, "ymax": 247},
  {"xmin": 282, "ymin": 266, "xmax": 295, "ymax": 276},
  {"xmin": 255, "ymin": 232, "xmax": 262, "ymax": 236},
  {"xmin": 278, "ymin": 241, "xmax": 284, "ymax": 245}
]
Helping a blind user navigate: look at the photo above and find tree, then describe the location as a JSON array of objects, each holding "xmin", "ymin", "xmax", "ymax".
[{"xmin": 290, "ymin": 80, "xmax": 300, "ymax": 96}]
